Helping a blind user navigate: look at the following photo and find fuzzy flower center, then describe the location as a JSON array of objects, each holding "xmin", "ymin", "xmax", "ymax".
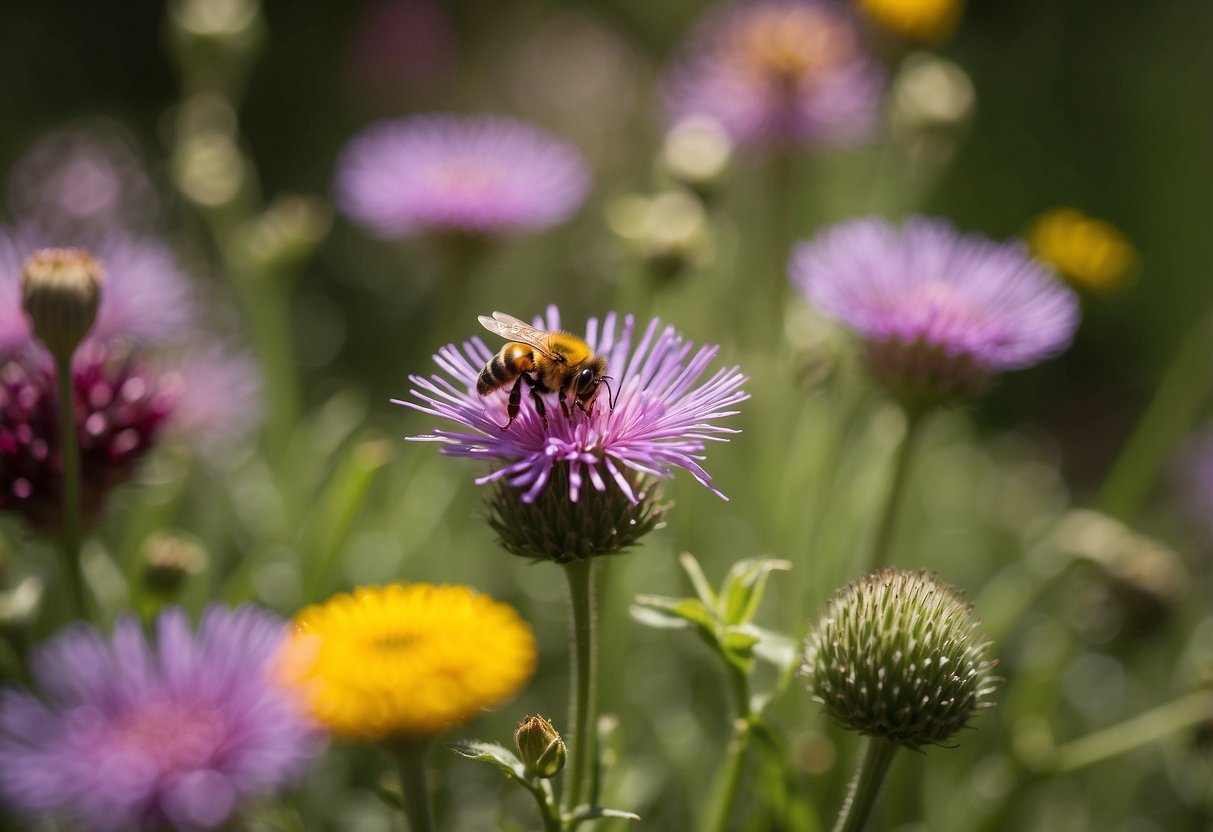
[
  {"xmin": 725, "ymin": 6, "xmax": 856, "ymax": 88},
  {"xmin": 431, "ymin": 159, "xmax": 507, "ymax": 198},
  {"xmin": 107, "ymin": 700, "xmax": 226, "ymax": 773}
]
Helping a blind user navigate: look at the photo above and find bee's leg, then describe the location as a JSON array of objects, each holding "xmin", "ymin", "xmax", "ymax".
[
  {"xmin": 558, "ymin": 387, "xmax": 572, "ymax": 420},
  {"xmin": 520, "ymin": 374, "xmax": 548, "ymax": 429},
  {"xmin": 500, "ymin": 376, "xmax": 525, "ymax": 430}
]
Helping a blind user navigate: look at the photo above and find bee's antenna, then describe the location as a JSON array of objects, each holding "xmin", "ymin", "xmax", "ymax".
[{"xmin": 601, "ymin": 376, "xmax": 618, "ymax": 411}]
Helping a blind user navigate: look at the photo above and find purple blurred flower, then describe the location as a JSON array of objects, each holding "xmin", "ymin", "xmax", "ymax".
[
  {"xmin": 0, "ymin": 226, "xmax": 196, "ymax": 353},
  {"xmin": 790, "ymin": 216, "xmax": 1080, "ymax": 407},
  {"xmin": 0, "ymin": 228, "xmax": 263, "ymax": 527},
  {"xmin": 398, "ymin": 306, "xmax": 748, "ymax": 503},
  {"xmin": 335, "ymin": 114, "xmax": 591, "ymax": 239},
  {"xmin": 0, "ymin": 605, "xmax": 319, "ymax": 831},
  {"xmin": 662, "ymin": 0, "xmax": 884, "ymax": 150},
  {"xmin": 5, "ymin": 121, "xmax": 158, "ymax": 235}
]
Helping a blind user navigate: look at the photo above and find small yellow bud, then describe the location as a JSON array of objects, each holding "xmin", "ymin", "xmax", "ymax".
[{"xmin": 21, "ymin": 248, "xmax": 104, "ymax": 362}]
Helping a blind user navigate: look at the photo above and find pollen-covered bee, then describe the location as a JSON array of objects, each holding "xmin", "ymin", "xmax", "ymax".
[{"xmin": 476, "ymin": 311, "xmax": 615, "ymax": 431}]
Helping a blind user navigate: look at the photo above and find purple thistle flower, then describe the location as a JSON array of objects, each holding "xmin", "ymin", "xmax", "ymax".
[
  {"xmin": 0, "ymin": 226, "xmax": 196, "ymax": 354},
  {"xmin": 159, "ymin": 345, "xmax": 263, "ymax": 453},
  {"xmin": 662, "ymin": 0, "xmax": 884, "ymax": 150},
  {"xmin": 334, "ymin": 114, "xmax": 591, "ymax": 239},
  {"xmin": 398, "ymin": 306, "xmax": 748, "ymax": 504},
  {"xmin": 0, "ymin": 605, "xmax": 320, "ymax": 831},
  {"xmin": 790, "ymin": 216, "xmax": 1080, "ymax": 408}
]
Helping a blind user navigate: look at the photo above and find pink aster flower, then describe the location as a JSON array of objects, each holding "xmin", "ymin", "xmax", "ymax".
[
  {"xmin": 0, "ymin": 605, "xmax": 320, "ymax": 831},
  {"xmin": 790, "ymin": 216, "xmax": 1080, "ymax": 408},
  {"xmin": 399, "ymin": 306, "xmax": 747, "ymax": 503},
  {"xmin": 662, "ymin": 0, "xmax": 884, "ymax": 150},
  {"xmin": 334, "ymin": 114, "xmax": 591, "ymax": 239}
]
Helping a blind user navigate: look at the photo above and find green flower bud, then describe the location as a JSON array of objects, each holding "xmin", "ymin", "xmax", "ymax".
[
  {"xmin": 802, "ymin": 568, "xmax": 998, "ymax": 749},
  {"xmin": 140, "ymin": 532, "xmax": 206, "ymax": 600},
  {"xmin": 514, "ymin": 715, "xmax": 566, "ymax": 779},
  {"xmin": 486, "ymin": 467, "xmax": 664, "ymax": 564},
  {"xmin": 21, "ymin": 248, "xmax": 104, "ymax": 362}
]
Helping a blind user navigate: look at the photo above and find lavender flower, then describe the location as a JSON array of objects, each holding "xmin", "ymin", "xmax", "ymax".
[
  {"xmin": 662, "ymin": 0, "xmax": 884, "ymax": 150},
  {"xmin": 790, "ymin": 216, "xmax": 1080, "ymax": 408},
  {"xmin": 5, "ymin": 121, "xmax": 158, "ymax": 236},
  {"xmin": 400, "ymin": 306, "xmax": 747, "ymax": 503},
  {"xmin": 0, "ymin": 605, "xmax": 319, "ymax": 831},
  {"xmin": 334, "ymin": 114, "xmax": 591, "ymax": 239}
]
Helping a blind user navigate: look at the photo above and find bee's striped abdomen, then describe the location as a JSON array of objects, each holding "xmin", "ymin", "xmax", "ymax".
[{"xmin": 477, "ymin": 343, "xmax": 535, "ymax": 395}]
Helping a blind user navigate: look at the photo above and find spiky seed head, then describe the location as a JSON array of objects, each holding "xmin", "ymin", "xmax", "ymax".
[
  {"xmin": 21, "ymin": 248, "xmax": 104, "ymax": 362},
  {"xmin": 513, "ymin": 715, "xmax": 566, "ymax": 779},
  {"xmin": 802, "ymin": 568, "xmax": 998, "ymax": 749},
  {"xmin": 486, "ymin": 466, "xmax": 664, "ymax": 564}
]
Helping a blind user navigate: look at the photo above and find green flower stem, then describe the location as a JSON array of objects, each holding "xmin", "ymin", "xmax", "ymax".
[
  {"xmin": 832, "ymin": 737, "xmax": 899, "ymax": 832},
  {"xmin": 232, "ymin": 268, "xmax": 299, "ymax": 465},
  {"xmin": 562, "ymin": 558, "xmax": 598, "ymax": 821},
  {"xmin": 1095, "ymin": 307, "xmax": 1213, "ymax": 523},
  {"xmin": 388, "ymin": 736, "xmax": 436, "ymax": 832},
  {"xmin": 535, "ymin": 779, "xmax": 562, "ymax": 832},
  {"xmin": 54, "ymin": 354, "xmax": 86, "ymax": 621},
  {"xmin": 702, "ymin": 665, "xmax": 754, "ymax": 832},
  {"xmin": 1042, "ymin": 689, "xmax": 1212, "ymax": 775},
  {"xmin": 869, "ymin": 408, "xmax": 926, "ymax": 571}
]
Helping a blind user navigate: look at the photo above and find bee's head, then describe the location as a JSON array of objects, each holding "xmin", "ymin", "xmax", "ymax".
[{"xmin": 575, "ymin": 357, "xmax": 615, "ymax": 411}]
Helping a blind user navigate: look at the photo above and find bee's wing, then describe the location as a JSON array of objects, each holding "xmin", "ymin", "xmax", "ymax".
[{"xmin": 478, "ymin": 312, "xmax": 559, "ymax": 359}]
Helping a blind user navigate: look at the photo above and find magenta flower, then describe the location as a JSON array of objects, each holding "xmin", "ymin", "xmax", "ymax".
[
  {"xmin": 398, "ymin": 306, "xmax": 748, "ymax": 504},
  {"xmin": 334, "ymin": 114, "xmax": 591, "ymax": 239},
  {"xmin": 790, "ymin": 216, "xmax": 1080, "ymax": 407},
  {"xmin": 0, "ymin": 605, "xmax": 320, "ymax": 831},
  {"xmin": 662, "ymin": 0, "xmax": 884, "ymax": 150}
]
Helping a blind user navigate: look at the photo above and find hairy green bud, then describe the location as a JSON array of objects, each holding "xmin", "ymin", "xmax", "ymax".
[
  {"xmin": 514, "ymin": 714, "xmax": 566, "ymax": 779},
  {"xmin": 486, "ymin": 467, "xmax": 664, "ymax": 563},
  {"xmin": 802, "ymin": 568, "xmax": 998, "ymax": 749},
  {"xmin": 21, "ymin": 248, "xmax": 103, "ymax": 362}
]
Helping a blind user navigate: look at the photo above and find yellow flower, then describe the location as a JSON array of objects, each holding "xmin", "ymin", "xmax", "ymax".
[
  {"xmin": 1028, "ymin": 207, "xmax": 1137, "ymax": 293},
  {"xmin": 858, "ymin": 0, "xmax": 964, "ymax": 44},
  {"xmin": 278, "ymin": 583, "xmax": 537, "ymax": 740}
]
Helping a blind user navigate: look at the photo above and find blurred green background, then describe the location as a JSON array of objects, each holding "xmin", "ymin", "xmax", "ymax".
[{"xmin": 0, "ymin": 1, "xmax": 1210, "ymax": 831}]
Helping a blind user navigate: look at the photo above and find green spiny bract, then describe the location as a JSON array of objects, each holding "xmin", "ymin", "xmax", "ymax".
[
  {"xmin": 802, "ymin": 568, "xmax": 998, "ymax": 749},
  {"xmin": 486, "ymin": 466, "xmax": 664, "ymax": 563}
]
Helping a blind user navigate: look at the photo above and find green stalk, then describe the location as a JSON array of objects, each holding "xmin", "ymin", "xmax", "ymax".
[
  {"xmin": 388, "ymin": 737, "xmax": 436, "ymax": 832},
  {"xmin": 55, "ymin": 355, "xmax": 85, "ymax": 621},
  {"xmin": 1043, "ymin": 690, "xmax": 1211, "ymax": 774},
  {"xmin": 831, "ymin": 737, "xmax": 899, "ymax": 832},
  {"xmin": 1095, "ymin": 307, "xmax": 1213, "ymax": 523},
  {"xmin": 868, "ymin": 408, "xmax": 926, "ymax": 571},
  {"xmin": 702, "ymin": 665, "xmax": 754, "ymax": 832},
  {"xmin": 562, "ymin": 558, "xmax": 598, "ymax": 821}
]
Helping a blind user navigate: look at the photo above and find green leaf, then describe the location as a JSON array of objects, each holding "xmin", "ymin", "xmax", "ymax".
[
  {"xmin": 678, "ymin": 551, "xmax": 717, "ymax": 607},
  {"xmin": 448, "ymin": 741, "xmax": 528, "ymax": 782},
  {"xmin": 568, "ymin": 806, "xmax": 642, "ymax": 822},
  {"xmin": 373, "ymin": 782, "xmax": 404, "ymax": 811},
  {"xmin": 631, "ymin": 594, "xmax": 715, "ymax": 631},
  {"xmin": 721, "ymin": 627, "xmax": 762, "ymax": 656},
  {"xmin": 742, "ymin": 624, "xmax": 800, "ymax": 672},
  {"xmin": 719, "ymin": 558, "xmax": 792, "ymax": 626}
]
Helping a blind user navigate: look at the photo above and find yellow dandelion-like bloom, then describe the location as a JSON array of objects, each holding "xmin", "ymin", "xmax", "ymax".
[
  {"xmin": 1028, "ymin": 207, "xmax": 1138, "ymax": 293},
  {"xmin": 858, "ymin": 0, "xmax": 964, "ymax": 44},
  {"xmin": 278, "ymin": 583, "xmax": 537, "ymax": 740}
]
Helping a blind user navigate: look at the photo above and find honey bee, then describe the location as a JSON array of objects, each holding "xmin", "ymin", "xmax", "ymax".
[{"xmin": 476, "ymin": 311, "xmax": 615, "ymax": 431}]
